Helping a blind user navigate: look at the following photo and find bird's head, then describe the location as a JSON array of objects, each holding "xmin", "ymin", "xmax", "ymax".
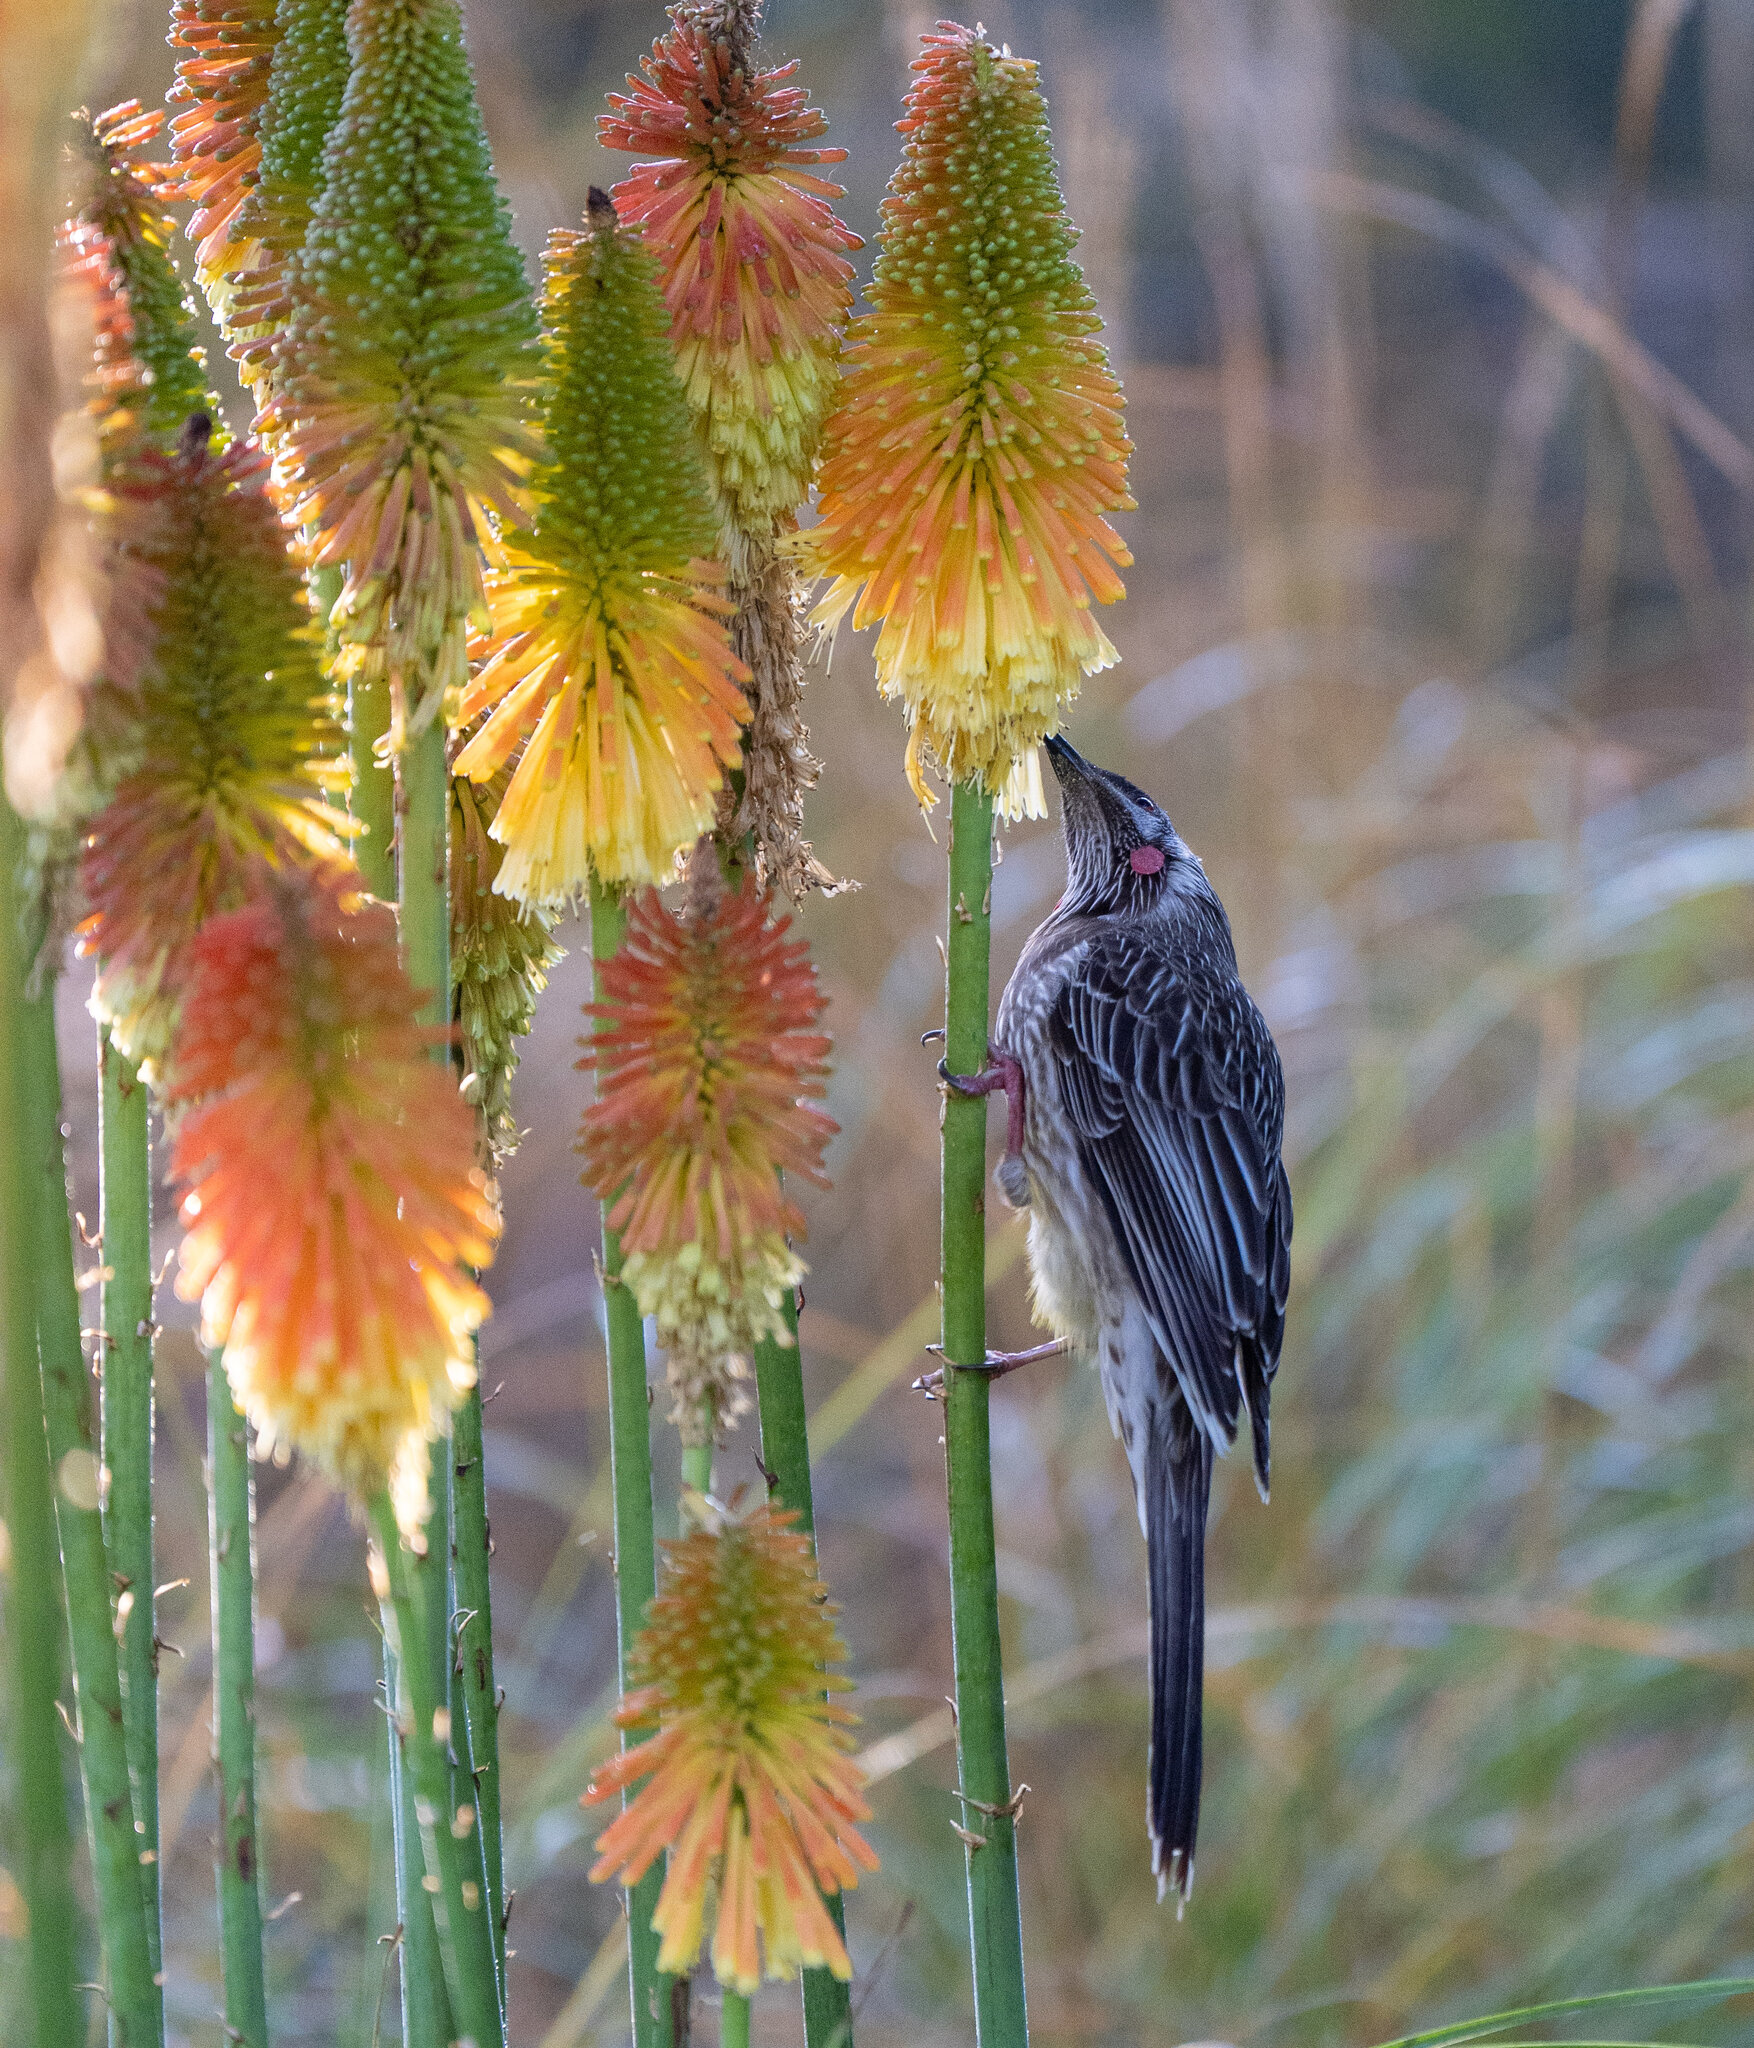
[{"xmin": 1045, "ymin": 733, "xmax": 1200, "ymax": 918}]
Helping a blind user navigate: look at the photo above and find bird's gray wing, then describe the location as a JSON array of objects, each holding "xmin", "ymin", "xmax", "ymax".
[{"xmin": 1047, "ymin": 928, "xmax": 1291, "ymax": 1451}]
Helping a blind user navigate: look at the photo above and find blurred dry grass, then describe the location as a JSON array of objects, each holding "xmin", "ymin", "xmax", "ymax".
[{"xmin": 7, "ymin": 0, "xmax": 1754, "ymax": 2043}]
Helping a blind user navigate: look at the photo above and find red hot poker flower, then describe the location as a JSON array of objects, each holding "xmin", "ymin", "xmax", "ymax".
[
  {"xmin": 585, "ymin": 1501, "xmax": 877, "ymax": 1991},
  {"xmin": 601, "ymin": 3, "xmax": 860, "ymax": 530},
  {"xmin": 578, "ymin": 857, "xmax": 835, "ymax": 1440},
  {"xmin": 167, "ymin": 867, "xmax": 497, "ymax": 1538}
]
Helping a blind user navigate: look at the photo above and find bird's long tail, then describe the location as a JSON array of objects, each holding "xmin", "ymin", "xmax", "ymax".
[{"xmin": 1146, "ymin": 1416, "xmax": 1213, "ymax": 1906}]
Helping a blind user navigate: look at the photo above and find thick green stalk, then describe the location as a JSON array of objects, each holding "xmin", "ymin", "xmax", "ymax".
[
  {"xmin": 591, "ymin": 879, "xmax": 674, "ymax": 2048},
  {"xmin": 348, "ymin": 670, "xmax": 396, "ymax": 900},
  {"xmin": 451, "ymin": 1352, "xmax": 506, "ymax": 1984},
  {"xmin": 207, "ymin": 1358, "xmax": 268, "ymax": 2046},
  {"xmin": 399, "ymin": 719, "xmax": 450, "ymax": 1032},
  {"xmin": 18, "ymin": 984, "xmax": 162, "ymax": 2048},
  {"xmin": 399, "ymin": 723, "xmax": 506, "ymax": 2025},
  {"xmin": 383, "ymin": 1616, "xmax": 453, "ymax": 2048},
  {"xmin": 754, "ymin": 1308, "xmax": 853, "ymax": 2048},
  {"xmin": 350, "ymin": 651, "xmax": 448, "ymax": 2037},
  {"xmin": 370, "ymin": 1500, "xmax": 504, "ymax": 2048},
  {"xmin": 1, "ymin": 805, "xmax": 80, "ymax": 2048},
  {"xmin": 98, "ymin": 1030, "xmax": 160, "ymax": 1979},
  {"xmin": 721, "ymin": 1990, "xmax": 752, "ymax": 2048},
  {"xmin": 941, "ymin": 782, "xmax": 1028, "ymax": 2047}
]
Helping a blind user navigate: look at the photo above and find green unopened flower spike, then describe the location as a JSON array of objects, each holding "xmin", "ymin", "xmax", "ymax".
[
  {"xmin": 226, "ymin": 0, "xmax": 352, "ymax": 400},
  {"xmin": 264, "ymin": 0, "xmax": 540, "ymax": 743},
  {"xmin": 454, "ymin": 191, "xmax": 749, "ymax": 903},
  {"xmin": 450, "ymin": 768, "xmax": 563, "ymax": 1159}
]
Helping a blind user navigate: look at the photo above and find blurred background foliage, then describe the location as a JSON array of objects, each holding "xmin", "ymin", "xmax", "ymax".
[{"xmin": 6, "ymin": 0, "xmax": 1754, "ymax": 2043}]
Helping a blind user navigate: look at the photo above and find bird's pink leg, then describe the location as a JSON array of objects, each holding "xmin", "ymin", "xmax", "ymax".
[
  {"xmin": 913, "ymin": 1336, "xmax": 1070, "ymax": 1398},
  {"xmin": 938, "ymin": 1048, "xmax": 1027, "ymax": 1166}
]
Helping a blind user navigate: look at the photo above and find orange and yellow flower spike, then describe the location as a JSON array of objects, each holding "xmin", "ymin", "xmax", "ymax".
[
  {"xmin": 577, "ymin": 852, "xmax": 834, "ymax": 1441},
  {"xmin": 264, "ymin": 0, "xmax": 539, "ymax": 742},
  {"xmin": 76, "ymin": 427, "xmax": 350, "ymax": 1078},
  {"xmin": 808, "ymin": 21, "xmax": 1135, "ymax": 817},
  {"xmin": 453, "ymin": 194, "xmax": 749, "ymax": 904},
  {"xmin": 167, "ymin": 0, "xmax": 280, "ymax": 323},
  {"xmin": 585, "ymin": 1500, "xmax": 877, "ymax": 1992},
  {"xmin": 166, "ymin": 866, "xmax": 497, "ymax": 1540},
  {"xmin": 600, "ymin": 1, "xmax": 861, "ymax": 536}
]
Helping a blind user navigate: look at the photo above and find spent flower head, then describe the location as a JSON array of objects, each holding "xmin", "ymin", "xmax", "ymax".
[
  {"xmin": 808, "ymin": 21, "xmax": 1133, "ymax": 816},
  {"xmin": 264, "ymin": 0, "xmax": 539, "ymax": 741},
  {"xmin": 578, "ymin": 851, "xmax": 834, "ymax": 1441},
  {"xmin": 168, "ymin": 866, "xmax": 497, "ymax": 1540},
  {"xmin": 76, "ymin": 430, "xmax": 349, "ymax": 1075},
  {"xmin": 601, "ymin": 1, "xmax": 860, "ymax": 533},
  {"xmin": 585, "ymin": 1500, "xmax": 877, "ymax": 1991},
  {"xmin": 451, "ymin": 766, "xmax": 563, "ymax": 1159},
  {"xmin": 454, "ymin": 196, "xmax": 749, "ymax": 905}
]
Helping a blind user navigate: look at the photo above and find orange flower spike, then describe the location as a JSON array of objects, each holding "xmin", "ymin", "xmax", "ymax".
[
  {"xmin": 601, "ymin": 2, "xmax": 861, "ymax": 530},
  {"xmin": 76, "ymin": 429, "xmax": 350, "ymax": 1076},
  {"xmin": 168, "ymin": 0, "xmax": 280, "ymax": 320},
  {"xmin": 808, "ymin": 22, "xmax": 1134, "ymax": 817},
  {"xmin": 585, "ymin": 1503, "xmax": 877, "ymax": 1991},
  {"xmin": 166, "ymin": 868, "xmax": 497, "ymax": 1540},
  {"xmin": 577, "ymin": 859, "xmax": 835, "ymax": 1438},
  {"xmin": 454, "ymin": 195, "xmax": 749, "ymax": 903}
]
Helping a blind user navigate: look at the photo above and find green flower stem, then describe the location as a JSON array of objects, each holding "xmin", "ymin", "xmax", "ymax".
[
  {"xmin": 753, "ymin": 1309, "xmax": 854, "ymax": 2048},
  {"xmin": 207, "ymin": 1357, "xmax": 268, "ymax": 2047},
  {"xmin": 383, "ymin": 1608, "xmax": 454, "ymax": 2048},
  {"xmin": 721, "ymin": 1990, "xmax": 752, "ymax": 2048},
  {"xmin": 591, "ymin": 878, "xmax": 675, "ymax": 2048},
  {"xmin": 2, "ymin": 802, "xmax": 80, "ymax": 2048},
  {"xmin": 98, "ymin": 1028, "xmax": 160, "ymax": 1979},
  {"xmin": 397, "ymin": 708, "xmax": 493, "ymax": 2029},
  {"xmin": 348, "ymin": 670, "xmax": 396, "ymax": 900},
  {"xmin": 370, "ymin": 1496, "xmax": 505, "ymax": 2048},
  {"xmin": 451, "ymin": 1349, "xmax": 506, "ymax": 1985},
  {"xmin": 680, "ymin": 1440, "xmax": 713, "ymax": 1500},
  {"xmin": 18, "ymin": 979, "xmax": 163, "ymax": 2048},
  {"xmin": 942, "ymin": 782, "xmax": 1028, "ymax": 2048}
]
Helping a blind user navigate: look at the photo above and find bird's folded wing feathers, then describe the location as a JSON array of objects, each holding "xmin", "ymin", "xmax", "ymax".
[{"xmin": 1049, "ymin": 934, "xmax": 1290, "ymax": 1447}]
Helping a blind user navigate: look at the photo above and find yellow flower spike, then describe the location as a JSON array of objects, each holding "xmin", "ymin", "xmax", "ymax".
[
  {"xmin": 454, "ymin": 194, "xmax": 750, "ymax": 904},
  {"xmin": 166, "ymin": 866, "xmax": 498, "ymax": 1542},
  {"xmin": 576, "ymin": 852, "xmax": 835, "ymax": 1442},
  {"xmin": 600, "ymin": 1, "xmax": 861, "ymax": 534},
  {"xmin": 584, "ymin": 1501, "xmax": 877, "ymax": 1990},
  {"xmin": 807, "ymin": 21, "xmax": 1135, "ymax": 816}
]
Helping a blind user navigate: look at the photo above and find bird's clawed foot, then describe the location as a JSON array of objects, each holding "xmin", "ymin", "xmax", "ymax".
[
  {"xmin": 912, "ymin": 1338, "xmax": 1070, "ymax": 1399},
  {"xmin": 930, "ymin": 1042, "xmax": 1027, "ymax": 1163}
]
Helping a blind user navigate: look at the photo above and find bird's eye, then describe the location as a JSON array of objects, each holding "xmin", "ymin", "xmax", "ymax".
[{"xmin": 1129, "ymin": 846, "xmax": 1165, "ymax": 875}]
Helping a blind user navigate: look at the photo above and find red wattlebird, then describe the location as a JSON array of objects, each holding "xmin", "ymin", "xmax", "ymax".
[{"xmin": 933, "ymin": 733, "xmax": 1292, "ymax": 1902}]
